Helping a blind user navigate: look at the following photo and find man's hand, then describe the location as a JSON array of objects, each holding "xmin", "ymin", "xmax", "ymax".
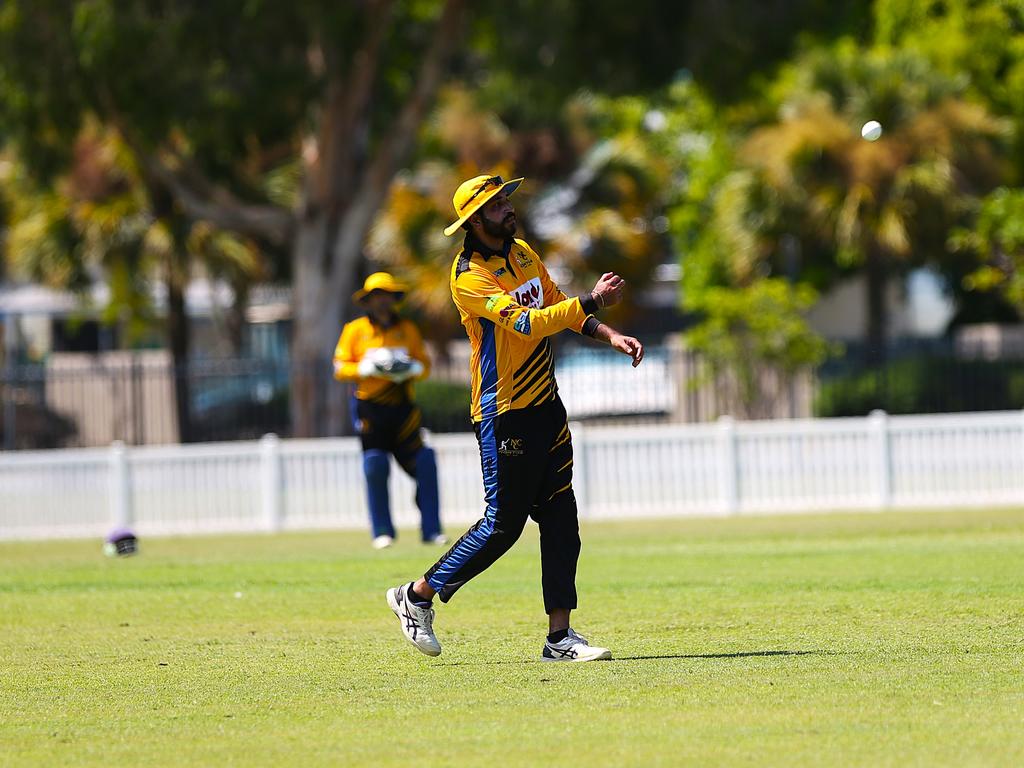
[
  {"xmin": 357, "ymin": 348, "xmax": 418, "ymax": 380},
  {"xmin": 609, "ymin": 333, "xmax": 644, "ymax": 367},
  {"xmin": 357, "ymin": 356, "xmax": 380, "ymax": 378},
  {"xmin": 591, "ymin": 272, "xmax": 625, "ymax": 309},
  {"xmin": 583, "ymin": 319, "xmax": 644, "ymax": 367}
]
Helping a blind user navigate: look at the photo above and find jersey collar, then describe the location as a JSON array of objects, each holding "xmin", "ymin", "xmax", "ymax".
[{"xmin": 463, "ymin": 231, "xmax": 512, "ymax": 263}]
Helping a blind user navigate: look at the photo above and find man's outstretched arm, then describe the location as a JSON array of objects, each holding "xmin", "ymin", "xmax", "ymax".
[{"xmin": 454, "ymin": 264, "xmax": 590, "ymax": 338}]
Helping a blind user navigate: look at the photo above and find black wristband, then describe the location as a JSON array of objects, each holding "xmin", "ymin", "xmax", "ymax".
[
  {"xmin": 581, "ymin": 316, "xmax": 601, "ymax": 337},
  {"xmin": 579, "ymin": 292, "xmax": 600, "ymax": 314}
]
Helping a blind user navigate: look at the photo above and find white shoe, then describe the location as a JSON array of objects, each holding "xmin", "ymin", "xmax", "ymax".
[
  {"xmin": 386, "ymin": 582, "xmax": 442, "ymax": 657},
  {"xmin": 541, "ymin": 628, "xmax": 612, "ymax": 662},
  {"xmin": 424, "ymin": 534, "xmax": 449, "ymax": 545},
  {"xmin": 372, "ymin": 535, "xmax": 394, "ymax": 550}
]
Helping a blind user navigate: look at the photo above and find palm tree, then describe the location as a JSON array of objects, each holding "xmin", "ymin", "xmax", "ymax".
[
  {"xmin": 2, "ymin": 124, "xmax": 264, "ymax": 442},
  {"xmin": 952, "ymin": 187, "xmax": 1024, "ymax": 312},
  {"xmin": 727, "ymin": 43, "xmax": 1009, "ymax": 360},
  {"xmin": 365, "ymin": 88, "xmax": 514, "ymax": 354},
  {"xmin": 366, "ymin": 167, "xmax": 466, "ymax": 356},
  {"xmin": 368, "ymin": 88, "xmax": 674, "ymax": 348}
]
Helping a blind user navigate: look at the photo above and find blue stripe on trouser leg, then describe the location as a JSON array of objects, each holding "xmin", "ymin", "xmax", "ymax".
[
  {"xmin": 350, "ymin": 393, "xmax": 363, "ymax": 432},
  {"xmin": 414, "ymin": 446, "xmax": 441, "ymax": 540},
  {"xmin": 362, "ymin": 449, "xmax": 394, "ymax": 538},
  {"xmin": 424, "ymin": 318, "xmax": 512, "ymax": 597},
  {"xmin": 424, "ymin": 415, "xmax": 498, "ymax": 592}
]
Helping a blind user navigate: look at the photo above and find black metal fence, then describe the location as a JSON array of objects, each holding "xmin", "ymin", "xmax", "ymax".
[
  {"xmin": 1, "ymin": 357, "xmax": 294, "ymax": 450},
  {"xmin": 0, "ymin": 339, "xmax": 717, "ymax": 449},
  {"xmin": 814, "ymin": 338, "xmax": 1024, "ymax": 417},
  {"xmin": 4, "ymin": 337, "xmax": 1024, "ymax": 451}
]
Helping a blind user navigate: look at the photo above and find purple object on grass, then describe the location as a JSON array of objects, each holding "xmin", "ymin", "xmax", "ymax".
[{"xmin": 104, "ymin": 528, "xmax": 139, "ymax": 557}]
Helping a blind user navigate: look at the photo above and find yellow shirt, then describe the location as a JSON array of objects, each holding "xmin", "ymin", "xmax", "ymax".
[
  {"xmin": 333, "ymin": 316, "xmax": 431, "ymax": 405},
  {"xmin": 451, "ymin": 234, "xmax": 595, "ymax": 421}
]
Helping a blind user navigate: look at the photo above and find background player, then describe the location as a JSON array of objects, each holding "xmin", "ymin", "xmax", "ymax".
[{"xmin": 334, "ymin": 273, "xmax": 447, "ymax": 549}]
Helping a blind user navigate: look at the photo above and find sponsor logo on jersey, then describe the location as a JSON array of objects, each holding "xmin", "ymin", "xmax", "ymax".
[
  {"xmin": 511, "ymin": 277, "xmax": 543, "ymax": 309},
  {"xmin": 498, "ymin": 437, "xmax": 525, "ymax": 456},
  {"xmin": 514, "ymin": 249, "xmax": 533, "ymax": 269},
  {"xmin": 494, "ymin": 267, "xmax": 507, "ymax": 278},
  {"xmin": 513, "ymin": 312, "xmax": 532, "ymax": 335},
  {"xmin": 485, "ymin": 294, "xmax": 503, "ymax": 312}
]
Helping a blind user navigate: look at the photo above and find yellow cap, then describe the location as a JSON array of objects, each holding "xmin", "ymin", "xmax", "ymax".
[
  {"xmin": 353, "ymin": 272, "xmax": 408, "ymax": 302},
  {"xmin": 443, "ymin": 174, "xmax": 524, "ymax": 236}
]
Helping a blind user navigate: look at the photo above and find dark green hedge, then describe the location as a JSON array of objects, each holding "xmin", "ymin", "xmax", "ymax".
[
  {"xmin": 815, "ymin": 357, "xmax": 1024, "ymax": 417},
  {"xmin": 416, "ymin": 379, "xmax": 472, "ymax": 433}
]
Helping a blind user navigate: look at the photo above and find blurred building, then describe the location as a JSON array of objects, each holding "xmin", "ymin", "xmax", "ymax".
[
  {"xmin": 806, "ymin": 268, "xmax": 956, "ymax": 343},
  {"xmin": 0, "ymin": 280, "xmax": 291, "ymax": 449}
]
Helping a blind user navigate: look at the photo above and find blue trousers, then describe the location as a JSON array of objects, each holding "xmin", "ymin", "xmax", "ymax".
[{"xmin": 356, "ymin": 398, "xmax": 441, "ymax": 541}]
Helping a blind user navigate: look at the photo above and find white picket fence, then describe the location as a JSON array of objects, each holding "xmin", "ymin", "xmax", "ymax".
[{"xmin": 2, "ymin": 409, "xmax": 1024, "ymax": 540}]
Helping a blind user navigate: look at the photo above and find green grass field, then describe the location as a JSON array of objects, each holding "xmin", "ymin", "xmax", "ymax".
[{"xmin": 3, "ymin": 508, "xmax": 1024, "ymax": 767}]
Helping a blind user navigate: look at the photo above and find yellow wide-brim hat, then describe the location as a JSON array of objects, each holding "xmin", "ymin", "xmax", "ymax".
[
  {"xmin": 353, "ymin": 272, "xmax": 408, "ymax": 302},
  {"xmin": 443, "ymin": 174, "xmax": 524, "ymax": 236}
]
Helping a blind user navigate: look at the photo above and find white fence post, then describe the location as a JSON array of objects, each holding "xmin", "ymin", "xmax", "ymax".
[
  {"xmin": 870, "ymin": 410, "xmax": 891, "ymax": 509},
  {"xmin": 570, "ymin": 421, "xmax": 589, "ymax": 517},
  {"xmin": 11, "ymin": 409, "xmax": 1024, "ymax": 542},
  {"xmin": 1020, "ymin": 409, "xmax": 1024, "ymax": 504},
  {"xmin": 718, "ymin": 416, "xmax": 739, "ymax": 515},
  {"xmin": 260, "ymin": 433, "xmax": 283, "ymax": 532},
  {"xmin": 109, "ymin": 441, "xmax": 132, "ymax": 530}
]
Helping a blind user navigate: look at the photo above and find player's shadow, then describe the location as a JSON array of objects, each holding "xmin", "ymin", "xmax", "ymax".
[
  {"xmin": 434, "ymin": 649, "xmax": 831, "ymax": 667},
  {"xmin": 614, "ymin": 649, "xmax": 826, "ymax": 662}
]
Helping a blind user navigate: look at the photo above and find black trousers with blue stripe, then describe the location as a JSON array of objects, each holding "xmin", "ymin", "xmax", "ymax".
[{"xmin": 424, "ymin": 396, "xmax": 580, "ymax": 614}]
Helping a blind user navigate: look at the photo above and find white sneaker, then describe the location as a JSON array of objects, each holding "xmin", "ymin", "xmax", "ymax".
[
  {"xmin": 424, "ymin": 534, "xmax": 449, "ymax": 545},
  {"xmin": 386, "ymin": 582, "xmax": 441, "ymax": 657},
  {"xmin": 372, "ymin": 535, "xmax": 394, "ymax": 550},
  {"xmin": 541, "ymin": 628, "xmax": 612, "ymax": 662}
]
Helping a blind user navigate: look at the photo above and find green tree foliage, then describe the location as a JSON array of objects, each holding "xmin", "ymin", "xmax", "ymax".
[
  {"xmin": 1, "ymin": 124, "xmax": 165, "ymax": 342},
  {"xmin": 870, "ymin": 1, "xmax": 1024, "ymax": 323},
  {"xmin": 7, "ymin": 0, "xmax": 1023, "ymax": 438},
  {"xmin": 952, "ymin": 187, "xmax": 1024, "ymax": 310},
  {"xmin": 876, "ymin": 0, "xmax": 1024, "ymax": 141},
  {"xmin": 684, "ymin": 279, "xmax": 829, "ymax": 418},
  {"xmin": 470, "ymin": 0, "xmax": 874, "ymax": 118},
  {"xmin": 369, "ymin": 79, "xmax": 726, "ymax": 340},
  {"xmin": 702, "ymin": 41, "xmax": 1009, "ymax": 357},
  {"xmin": 0, "ymin": 121, "xmax": 262, "ymax": 438},
  {"xmin": 533, "ymin": 87, "xmax": 688, "ymax": 328},
  {"xmin": 0, "ymin": 0, "xmax": 896, "ymax": 438},
  {"xmin": 0, "ymin": 0, "xmax": 470, "ymax": 436}
]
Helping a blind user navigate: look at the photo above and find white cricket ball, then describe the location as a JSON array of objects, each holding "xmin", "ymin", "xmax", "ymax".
[{"xmin": 861, "ymin": 120, "xmax": 883, "ymax": 141}]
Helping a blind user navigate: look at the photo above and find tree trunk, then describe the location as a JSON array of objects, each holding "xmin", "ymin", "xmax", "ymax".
[
  {"xmin": 290, "ymin": 208, "xmax": 367, "ymax": 438},
  {"xmin": 166, "ymin": 249, "xmax": 192, "ymax": 443},
  {"xmin": 226, "ymin": 277, "xmax": 248, "ymax": 356},
  {"xmin": 287, "ymin": 0, "xmax": 467, "ymax": 438},
  {"xmin": 290, "ymin": 210, "xmax": 332, "ymax": 438},
  {"xmin": 864, "ymin": 245, "xmax": 888, "ymax": 366}
]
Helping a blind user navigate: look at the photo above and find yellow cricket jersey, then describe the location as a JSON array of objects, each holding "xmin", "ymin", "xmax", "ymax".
[
  {"xmin": 451, "ymin": 233, "xmax": 598, "ymax": 422},
  {"xmin": 333, "ymin": 316, "xmax": 431, "ymax": 405}
]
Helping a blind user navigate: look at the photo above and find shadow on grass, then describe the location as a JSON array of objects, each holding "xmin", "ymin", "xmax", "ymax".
[
  {"xmin": 615, "ymin": 650, "xmax": 827, "ymax": 662},
  {"xmin": 434, "ymin": 649, "xmax": 833, "ymax": 667}
]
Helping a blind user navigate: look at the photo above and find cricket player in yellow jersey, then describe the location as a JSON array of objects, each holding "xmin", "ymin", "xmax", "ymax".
[
  {"xmin": 334, "ymin": 273, "xmax": 446, "ymax": 549},
  {"xmin": 387, "ymin": 174, "xmax": 644, "ymax": 661}
]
